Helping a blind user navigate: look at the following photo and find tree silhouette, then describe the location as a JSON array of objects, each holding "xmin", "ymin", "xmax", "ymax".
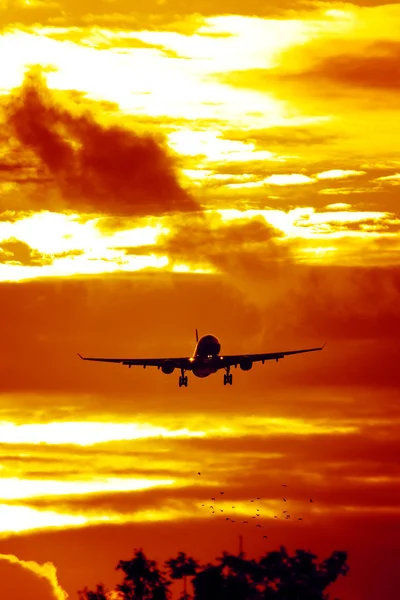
[
  {"xmin": 79, "ymin": 549, "xmax": 170, "ymax": 600},
  {"xmin": 116, "ymin": 549, "xmax": 170, "ymax": 600},
  {"xmin": 165, "ymin": 551, "xmax": 199, "ymax": 600},
  {"xmin": 191, "ymin": 563, "xmax": 224, "ymax": 600},
  {"xmin": 78, "ymin": 546, "xmax": 349, "ymax": 600},
  {"xmin": 218, "ymin": 551, "xmax": 260, "ymax": 600}
]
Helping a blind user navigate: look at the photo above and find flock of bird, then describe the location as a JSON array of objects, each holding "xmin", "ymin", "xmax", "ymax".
[{"xmin": 197, "ymin": 472, "xmax": 314, "ymax": 540}]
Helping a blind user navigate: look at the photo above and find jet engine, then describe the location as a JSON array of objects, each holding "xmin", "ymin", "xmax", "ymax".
[
  {"xmin": 161, "ymin": 360, "xmax": 175, "ymax": 374},
  {"xmin": 239, "ymin": 356, "xmax": 253, "ymax": 371}
]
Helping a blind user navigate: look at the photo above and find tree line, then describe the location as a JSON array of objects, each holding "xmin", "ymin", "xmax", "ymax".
[{"xmin": 78, "ymin": 546, "xmax": 349, "ymax": 600}]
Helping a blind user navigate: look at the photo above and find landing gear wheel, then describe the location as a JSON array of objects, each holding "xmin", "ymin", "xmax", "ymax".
[
  {"xmin": 223, "ymin": 373, "xmax": 233, "ymax": 385},
  {"xmin": 179, "ymin": 375, "xmax": 188, "ymax": 387}
]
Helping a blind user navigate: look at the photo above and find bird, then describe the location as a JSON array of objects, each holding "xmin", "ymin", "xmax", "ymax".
[
  {"xmin": 256, "ymin": 524, "xmax": 262, "ymax": 528},
  {"xmin": 283, "ymin": 510, "xmax": 287, "ymax": 514},
  {"xmin": 250, "ymin": 500, "xmax": 254, "ymax": 503},
  {"xmin": 282, "ymin": 484, "xmax": 287, "ymax": 487},
  {"xmin": 226, "ymin": 517, "xmax": 230, "ymax": 521},
  {"xmin": 198, "ymin": 472, "xmax": 201, "ymax": 475},
  {"xmin": 232, "ymin": 506, "xmax": 236, "ymax": 509},
  {"xmin": 211, "ymin": 497, "xmax": 216, "ymax": 501},
  {"xmin": 220, "ymin": 509, "xmax": 224, "ymax": 512},
  {"xmin": 298, "ymin": 518, "xmax": 303, "ymax": 521},
  {"xmin": 212, "ymin": 511, "xmax": 215, "ymax": 513},
  {"xmin": 263, "ymin": 535, "xmax": 268, "ymax": 539},
  {"xmin": 210, "ymin": 506, "xmax": 213, "ymax": 509},
  {"xmin": 201, "ymin": 504, "xmax": 205, "ymax": 507},
  {"xmin": 256, "ymin": 514, "xmax": 260, "ymax": 517},
  {"xmin": 252, "ymin": 516, "xmax": 256, "ymax": 519},
  {"xmin": 285, "ymin": 515, "xmax": 291, "ymax": 520},
  {"xmin": 283, "ymin": 498, "xmax": 287, "ymax": 502},
  {"xmin": 256, "ymin": 508, "xmax": 260, "ymax": 511},
  {"xmin": 310, "ymin": 498, "xmax": 314, "ymax": 503},
  {"xmin": 220, "ymin": 491, "xmax": 224, "ymax": 495},
  {"xmin": 256, "ymin": 497, "xmax": 261, "ymax": 500},
  {"xmin": 243, "ymin": 521, "xmax": 248, "ymax": 524},
  {"xmin": 274, "ymin": 516, "xmax": 278, "ymax": 519}
]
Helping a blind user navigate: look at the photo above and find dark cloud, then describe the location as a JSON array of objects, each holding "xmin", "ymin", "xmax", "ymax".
[
  {"xmin": 131, "ymin": 213, "xmax": 289, "ymax": 271},
  {"xmin": 2, "ymin": 66, "xmax": 198, "ymax": 216},
  {"xmin": 217, "ymin": 41, "xmax": 400, "ymax": 99},
  {"xmin": 299, "ymin": 42, "xmax": 400, "ymax": 90}
]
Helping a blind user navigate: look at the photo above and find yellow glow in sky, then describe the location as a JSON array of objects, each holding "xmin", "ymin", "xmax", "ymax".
[
  {"xmin": 0, "ymin": 504, "xmax": 88, "ymax": 533},
  {"xmin": 316, "ymin": 169, "xmax": 366, "ymax": 180},
  {"xmin": 0, "ymin": 421, "xmax": 206, "ymax": 445},
  {"xmin": 0, "ymin": 477, "xmax": 174, "ymax": 500},
  {"xmin": 263, "ymin": 174, "xmax": 315, "ymax": 185}
]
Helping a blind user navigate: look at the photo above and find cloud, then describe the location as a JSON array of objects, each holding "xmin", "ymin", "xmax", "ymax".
[
  {"xmin": 220, "ymin": 125, "xmax": 338, "ymax": 149},
  {"xmin": 375, "ymin": 173, "xmax": 400, "ymax": 183},
  {"xmin": 300, "ymin": 42, "xmax": 400, "ymax": 90},
  {"xmin": 0, "ymin": 238, "xmax": 53, "ymax": 266},
  {"xmin": 37, "ymin": 28, "xmax": 186, "ymax": 57},
  {"xmin": 315, "ymin": 169, "xmax": 366, "ymax": 180},
  {"xmin": 217, "ymin": 40, "xmax": 400, "ymax": 104},
  {"xmin": 263, "ymin": 174, "xmax": 314, "ymax": 185},
  {"xmin": 0, "ymin": 554, "xmax": 67, "ymax": 600},
  {"xmin": 0, "ymin": 0, "xmax": 319, "ymax": 32},
  {"xmin": 2, "ymin": 66, "xmax": 199, "ymax": 216},
  {"xmin": 129, "ymin": 212, "xmax": 290, "ymax": 273}
]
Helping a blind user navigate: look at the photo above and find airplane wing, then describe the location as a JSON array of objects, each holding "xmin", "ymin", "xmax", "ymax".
[
  {"xmin": 77, "ymin": 354, "xmax": 193, "ymax": 370},
  {"xmin": 220, "ymin": 344, "xmax": 325, "ymax": 368}
]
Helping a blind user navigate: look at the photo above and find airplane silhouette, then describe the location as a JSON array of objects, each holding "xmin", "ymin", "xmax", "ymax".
[{"xmin": 78, "ymin": 330, "xmax": 325, "ymax": 387}]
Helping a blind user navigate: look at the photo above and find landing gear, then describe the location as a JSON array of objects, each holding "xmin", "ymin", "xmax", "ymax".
[
  {"xmin": 223, "ymin": 367, "xmax": 233, "ymax": 386},
  {"xmin": 179, "ymin": 369, "xmax": 188, "ymax": 387}
]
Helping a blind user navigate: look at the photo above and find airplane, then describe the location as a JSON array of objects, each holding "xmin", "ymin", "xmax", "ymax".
[{"xmin": 78, "ymin": 330, "xmax": 325, "ymax": 387}]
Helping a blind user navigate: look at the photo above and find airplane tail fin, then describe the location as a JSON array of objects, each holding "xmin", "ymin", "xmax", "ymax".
[{"xmin": 195, "ymin": 328, "xmax": 199, "ymax": 342}]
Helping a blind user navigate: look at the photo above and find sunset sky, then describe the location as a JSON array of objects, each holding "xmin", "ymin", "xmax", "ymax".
[{"xmin": 0, "ymin": 1, "xmax": 400, "ymax": 599}]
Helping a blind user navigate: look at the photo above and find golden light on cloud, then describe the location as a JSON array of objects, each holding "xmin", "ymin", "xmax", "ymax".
[
  {"xmin": 0, "ymin": 421, "xmax": 205, "ymax": 446},
  {"xmin": 168, "ymin": 129, "xmax": 278, "ymax": 162},
  {"xmin": 315, "ymin": 170, "xmax": 366, "ymax": 180},
  {"xmin": 0, "ymin": 553, "xmax": 68, "ymax": 600},
  {"xmin": 0, "ymin": 477, "xmax": 174, "ymax": 500},
  {"xmin": 0, "ymin": 254, "xmax": 170, "ymax": 282},
  {"xmin": 263, "ymin": 174, "xmax": 315, "ymax": 185},
  {"xmin": 206, "ymin": 415, "xmax": 358, "ymax": 437},
  {"xmin": 0, "ymin": 504, "xmax": 88, "ymax": 533},
  {"xmin": 0, "ymin": 212, "xmax": 172, "ymax": 281},
  {"xmin": 325, "ymin": 203, "xmax": 352, "ymax": 210},
  {"xmin": 217, "ymin": 207, "xmax": 397, "ymax": 238},
  {"xmin": 0, "ymin": 213, "xmax": 167, "ymax": 255},
  {"xmin": 376, "ymin": 173, "xmax": 400, "ymax": 183}
]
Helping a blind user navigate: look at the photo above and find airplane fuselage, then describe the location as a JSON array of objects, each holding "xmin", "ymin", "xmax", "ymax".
[{"xmin": 192, "ymin": 334, "xmax": 221, "ymax": 378}]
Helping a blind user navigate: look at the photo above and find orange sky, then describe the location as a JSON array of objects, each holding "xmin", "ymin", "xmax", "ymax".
[{"xmin": 0, "ymin": 1, "xmax": 400, "ymax": 599}]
